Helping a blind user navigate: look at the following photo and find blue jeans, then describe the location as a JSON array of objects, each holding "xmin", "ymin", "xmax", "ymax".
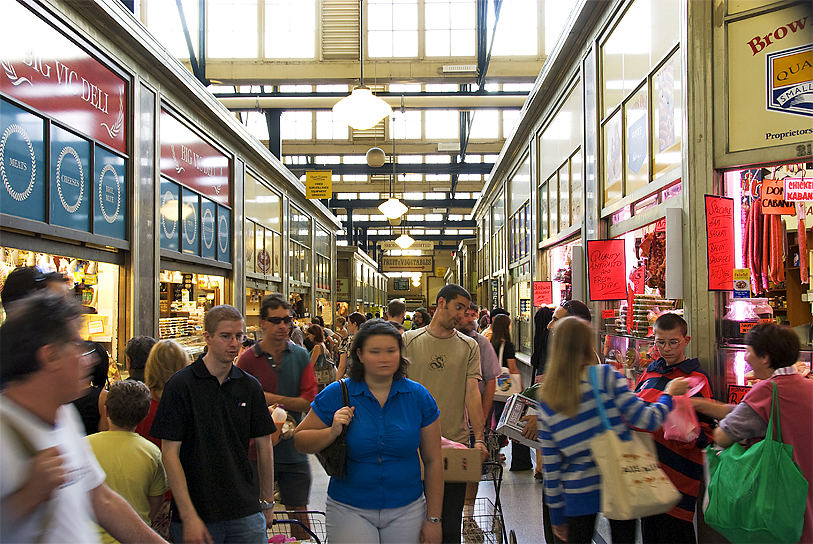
[{"xmin": 169, "ymin": 512, "xmax": 266, "ymax": 544}]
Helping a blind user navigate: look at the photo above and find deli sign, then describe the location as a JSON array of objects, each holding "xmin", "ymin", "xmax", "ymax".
[
  {"xmin": 0, "ymin": 1, "xmax": 127, "ymax": 154},
  {"xmin": 160, "ymin": 109, "xmax": 230, "ymax": 207}
]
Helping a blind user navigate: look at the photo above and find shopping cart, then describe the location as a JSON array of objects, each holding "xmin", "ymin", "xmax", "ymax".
[
  {"xmin": 267, "ymin": 510, "xmax": 326, "ymax": 543},
  {"xmin": 462, "ymin": 461, "xmax": 518, "ymax": 544}
]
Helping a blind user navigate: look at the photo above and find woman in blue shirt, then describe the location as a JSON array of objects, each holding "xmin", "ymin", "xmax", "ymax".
[{"xmin": 295, "ymin": 320, "xmax": 444, "ymax": 544}]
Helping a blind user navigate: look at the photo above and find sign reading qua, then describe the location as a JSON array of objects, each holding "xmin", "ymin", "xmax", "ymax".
[
  {"xmin": 767, "ymin": 43, "xmax": 813, "ymax": 117},
  {"xmin": 1, "ymin": 1, "xmax": 127, "ymax": 155}
]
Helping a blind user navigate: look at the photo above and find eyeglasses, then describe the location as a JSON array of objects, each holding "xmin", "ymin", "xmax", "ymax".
[
  {"xmin": 263, "ymin": 316, "xmax": 293, "ymax": 325},
  {"xmin": 217, "ymin": 332, "xmax": 248, "ymax": 343},
  {"xmin": 72, "ymin": 340, "xmax": 97, "ymax": 358},
  {"xmin": 655, "ymin": 339, "xmax": 683, "ymax": 349}
]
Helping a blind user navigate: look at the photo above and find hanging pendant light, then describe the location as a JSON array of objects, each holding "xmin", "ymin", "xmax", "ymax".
[
  {"xmin": 395, "ymin": 232, "xmax": 415, "ymax": 249},
  {"xmin": 333, "ymin": 1, "xmax": 392, "ymax": 130},
  {"xmin": 379, "ymin": 197, "xmax": 408, "ymax": 219}
]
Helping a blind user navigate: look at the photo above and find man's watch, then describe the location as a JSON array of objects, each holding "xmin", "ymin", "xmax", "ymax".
[
  {"xmin": 426, "ymin": 517, "xmax": 442, "ymax": 524},
  {"xmin": 260, "ymin": 499, "xmax": 275, "ymax": 510}
]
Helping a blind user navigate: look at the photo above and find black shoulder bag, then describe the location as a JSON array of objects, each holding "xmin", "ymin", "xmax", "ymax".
[{"xmin": 315, "ymin": 378, "xmax": 349, "ymax": 478}]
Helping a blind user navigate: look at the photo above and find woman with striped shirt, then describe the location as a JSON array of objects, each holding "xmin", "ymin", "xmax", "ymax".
[{"xmin": 537, "ymin": 317, "xmax": 688, "ymax": 544}]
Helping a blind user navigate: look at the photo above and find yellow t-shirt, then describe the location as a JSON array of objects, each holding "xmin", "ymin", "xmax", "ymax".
[
  {"xmin": 403, "ymin": 328, "xmax": 481, "ymax": 443},
  {"xmin": 88, "ymin": 431, "xmax": 168, "ymax": 544}
]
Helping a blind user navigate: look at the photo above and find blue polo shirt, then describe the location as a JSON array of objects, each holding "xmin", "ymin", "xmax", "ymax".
[{"xmin": 311, "ymin": 377, "xmax": 439, "ymax": 510}]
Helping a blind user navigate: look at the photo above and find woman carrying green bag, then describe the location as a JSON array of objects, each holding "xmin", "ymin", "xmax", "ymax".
[{"xmin": 693, "ymin": 323, "xmax": 812, "ymax": 543}]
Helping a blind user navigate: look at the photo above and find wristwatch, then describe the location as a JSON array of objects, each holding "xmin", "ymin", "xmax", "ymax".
[
  {"xmin": 426, "ymin": 517, "xmax": 442, "ymax": 524},
  {"xmin": 259, "ymin": 499, "xmax": 275, "ymax": 510}
]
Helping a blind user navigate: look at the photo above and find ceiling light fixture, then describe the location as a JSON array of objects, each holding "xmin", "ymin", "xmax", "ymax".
[
  {"xmin": 395, "ymin": 232, "xmax": 415, "ymax": 249},
  {"xmin": 379, "ymin": 197, "xmax": 408, "ymax": 219},
  {"xmin": 332, "ymin": 1, "xmax": 392, "ymax": 130}
]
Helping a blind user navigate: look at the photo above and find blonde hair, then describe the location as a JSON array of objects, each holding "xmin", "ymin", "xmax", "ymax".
[
  {"xmin": 538, "ymin": 317, "xmax": 596, "ymax": 417},
  {"xmin": 145, "ymin": 339, "xmax": 188, "ymax": 399}
]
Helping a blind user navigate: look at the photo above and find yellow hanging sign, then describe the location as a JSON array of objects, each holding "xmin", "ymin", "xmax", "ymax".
[{"xmin": 306, "ymin": 171, "xmax": 332, "ymax": 199}]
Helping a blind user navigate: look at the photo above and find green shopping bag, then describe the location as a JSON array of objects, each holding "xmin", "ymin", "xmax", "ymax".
[{"xmin": 705, "ymin": 383, "xmax": 808, "ymax": 544}]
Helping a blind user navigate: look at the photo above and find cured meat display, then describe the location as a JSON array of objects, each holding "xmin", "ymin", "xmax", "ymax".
[
  {"xmin": 799, "ymin": 203, "xmax": 809, "ymax": 285},
  {"xmin": 639, "ymin": 230, "xmax": 666, "ymax": 296},
  {"xmin": 743, "ymin": 196, "xmax": 787, "ymax": 294}
]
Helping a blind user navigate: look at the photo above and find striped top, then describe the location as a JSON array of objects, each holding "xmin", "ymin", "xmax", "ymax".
[{"xmin": 537, "ymin": 364, "xmax": 673, "ymax": 526}]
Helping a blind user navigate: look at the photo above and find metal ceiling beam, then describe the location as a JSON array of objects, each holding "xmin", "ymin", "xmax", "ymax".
[
  {"xmin": 176, "ymin": 0, "xmax": 206, "ymax": 86},
  {"xmin": 288, "ymin": 163, "xmax": 492, "ymax": 176},
  {"xmin": 350, "ymin": 234, "xmax": 476, "ymax": 242},
  {"xmin": 328, "ymin": 198, "xmax": 477, "ymax": 210},
  {"xmin": 338, "ymin": 221, "xmax": 476, "ymax": 229}
]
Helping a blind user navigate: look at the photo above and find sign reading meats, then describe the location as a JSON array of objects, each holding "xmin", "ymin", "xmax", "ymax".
[
  {"xmin": 160, "ymin": 109, "xmax": 230, "ymax": 207},
  {"xmin": 0, "ymin": 1, "xmax": 127, "ymax": 154}
]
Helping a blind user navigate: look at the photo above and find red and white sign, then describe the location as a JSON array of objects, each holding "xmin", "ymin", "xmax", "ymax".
[
  {"xmin": 533, "ymin": 281, "xmax": 553, "ymax": 306},
  {"xmin": 586, "ymin": 239, "xmax": 627, "ymax": 301},
  {"xmin": 784, "ymin": 177, "xmax": 813, "ymax": 202},
  {"xmin": 257, "ymin": 249, "xmax": 271, "ymax": 273},
  {"xmin": 705, "ymin": 195, "xmax": 735, "ymax": 291},
  {"xmin": 160, "ymin": 109, "xmax": 230, "ymax": 206},
  {"xmin": 1, "ymin": 1, "xmax": 128, "ymax": 154}
]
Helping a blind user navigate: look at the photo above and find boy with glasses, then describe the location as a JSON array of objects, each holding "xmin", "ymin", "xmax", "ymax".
[
  {"xmin": 151, "ymin": 305, "xmax": 277, "ymax": 544},
  {"xmin": 633, "ymin": 313, "xmax": 715, "ymax": 544},
  {"xmin": 237, "ymin": 294, "xmax": 318, "ymax": 539}
]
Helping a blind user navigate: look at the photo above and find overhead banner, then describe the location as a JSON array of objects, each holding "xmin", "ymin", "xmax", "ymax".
[
  {"xmin": 382, "ymin": 256, "xmax": 434, "ymax": 272},
  {"xmin": 533, "ymin": 281, "xmax": 553, "ymax": 306},
  {"xmin": 305, "ymin": 171, "xmax": 332, "ymax": 199},
  {"xmin": 160, "ymin": 109, "xmax": 230, "ymax": 206},
  {"xmin": 380, "ymin": 240, "xmax": 435, "ymax": 251},
  {"xmin": 586, "ymin": 239, "xmax": 627, "ymax": 301},
  {"xmin": 0, "ymin": 1, "xmax": 128, "ymax": 154},
  {"xmin": 705, "ymin": 195, "xmax": 736, "ymax": 291},
  {"xmin": 727, "ymin": 3, "xmax": 813, "ymax": 152}
]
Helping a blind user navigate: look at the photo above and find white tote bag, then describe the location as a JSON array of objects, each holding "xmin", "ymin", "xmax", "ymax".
[
  {"xmin": 493, "ymin": 342, "xmax": 521, "ymax": 401},
  {"xmin": 588, "ymin": 365, "xmax": 681, "ymax": 520}
]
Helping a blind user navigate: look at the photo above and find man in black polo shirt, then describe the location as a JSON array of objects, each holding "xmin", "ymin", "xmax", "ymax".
[{"xmin": 151, "ymin": 305, "xmax": 276, "ymax": 544}]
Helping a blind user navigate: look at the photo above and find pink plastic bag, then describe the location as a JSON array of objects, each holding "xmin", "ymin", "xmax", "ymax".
[{"xmin": 663, "ymin": 394, "xmax": 700, "ymax": 442}]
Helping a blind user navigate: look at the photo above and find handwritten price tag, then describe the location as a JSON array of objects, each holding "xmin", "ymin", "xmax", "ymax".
[
  {"xmin": 630, "ymin": 265, "xmax": 646, "ymax": 294},
  {"xmin": 533, "ymin": 281, "xmax": 553, "ymax": 306},
  {"xmin": 727, "ymin": 385, "xmax": 751, "ymax": 405},
  {"xmin": 705, "ymin": 195, "xmax": 735, "ymax": 291},
  {"xmin": 587, "ymin": 239, "xmax": 627, "ymax": 301}
]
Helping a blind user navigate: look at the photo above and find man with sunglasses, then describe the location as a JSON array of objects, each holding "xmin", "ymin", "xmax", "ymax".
[
  {"xmin": 151, "ymin": 304, "xmax": 277, "ymax": 544},
  {"xmin": 0, "ymin": 292, "xmax": 164, "ymax": 544},
  {"xmin": 237, "ymin": 294, "xmax": 318, "ymax": 535}
]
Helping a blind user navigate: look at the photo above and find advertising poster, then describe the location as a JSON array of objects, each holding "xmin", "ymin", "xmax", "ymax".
[
  {"xmin": 586, "ymin": 239, "xmax": 627, "ymax": 301},
  {"xmin": 705, "ymin": 195, "xmax": 736, "ymax": 290},
  {"xmin": 0, "ymin": 99, "xmax": 45, "ymax": 221},
  {"xmin": 159, "ymin": 179, "xmax": 180, "ymax": 252},
  {"xmin": 94, "ymin": 147, "xmax": 126, "ymax": 240},
  {"xmin": 727, "ymin": 3, "xmax": 813, "ymax": 152},
  {"xmin": 50, "ymin": 125, "xmax": 90, "ymax": 232}
]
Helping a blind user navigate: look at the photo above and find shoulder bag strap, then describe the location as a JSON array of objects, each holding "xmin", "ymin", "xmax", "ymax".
[
  {"xmin": 338, "ymin": 379, "xmax": 350, "ymax": 439},
  {"xmin": 768, "ymin": 381, "xmax": 782, "ymax": 443},
  {"xmin": 589, "ymin": 365, "xmax": 612, "ymax": 431},
  {"xmin": 498, "ymin": 341, "xmax": 505, "ymax": 368}
]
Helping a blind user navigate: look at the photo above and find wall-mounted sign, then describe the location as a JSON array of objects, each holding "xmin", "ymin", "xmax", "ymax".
[
  {"xmin": 200, "ymin": 199, "xmax": 217, "ymax": 260},
  {"xmin": 761, "ymin": 178, "xmax": 797, "ymax": 214},
  {"xmin": 394, "ymin": 278, "xmax": 410, "ymax": 291},
  {"xmin": 217, "ymin": 206, "xmax": 230, "ymax": 262},
  {"xmin": 533, "ymin": 281, "xmax": 553, "ymax": 306},
  {"xmin": 1, "ymin": 1, "xmax": 128, "ymax": 154},
  {"xmin": 380, "ymin": 240, "xmax": 435, "ymax": 251},
  {"xmin": 586, "ymin": 239, "xmax": 627, "ymax": 301},
  {"xmin": 733, "ymin": 268, "xmax": 752, "ymax": 298},
  {"xmin": 436, "ymin": 266, "xmax": 447, "ymax": 278},
  {"xmin": 1, "ymin": 99, "xmax": 45, "ymax": 222},
  {"xmin": 159, "ymin": 178, "xmax": 180, "ymax": 252},
  {"xmin": 382, "ymin": 256, "xmax": 434, "ymax": 272},
  {"xmin": 50, "ymin": 125, "xmax": 90, "ymax": 232},
  {"xmin": 727, "ymin": 385, "xmax": 752, "ymax": 404},
  {"xmin": 94, "ymin": 146, "xmax": 126, "ymax": 239},
  {"xmin": 705, "ymin": 195, "xmax": 736, "ymax": 291},
  {"xmin": 336, "ymin": 278, "xmax": 349, "ymax": 299},
  {"xmin": 727, "ymin": 3, "xmax": 813, "ymax": 153},
  {"xmin": 160, "ymin": 109, "xmax": 230, "ymax": 206},
  {"xmin": 182, "ymin": 189, "xmax": 200, "ymax": 255},
  {"xmin": 305, "ymin": 170, "xmax": 332, "ymax": 199}
]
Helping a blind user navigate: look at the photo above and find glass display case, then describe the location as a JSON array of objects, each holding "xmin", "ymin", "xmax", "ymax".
[{"xmin": 600, "ymin": 333, "xmax": 657, "ymax": 386}]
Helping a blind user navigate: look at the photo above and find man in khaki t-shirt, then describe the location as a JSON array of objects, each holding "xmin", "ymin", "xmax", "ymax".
[{"xmin": 403, "ymin": 284, "xmax": 486, "ymax": 544}]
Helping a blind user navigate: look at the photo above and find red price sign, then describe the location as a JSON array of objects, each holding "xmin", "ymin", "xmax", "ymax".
[
  {"xmin": 602, "ymin": 309, "xmax": 615, "ymax": 319},
  {"xmin": 705, "ymin": 195, "xmax": 735, "ymax": 291},
  {"xmin": 587, "ymin": 239, "xmax": 627, "ymax": 301},
  {"xmin": 727, "ymin": 385, "xmax": 751, "ymax": 404},
  {"xmin": 533, "ymin": 281, "xmax": 553, "ymax": 306},
  {"xmin": 630, "ymin": 265, "xmax": 646, "ymax": 294}
]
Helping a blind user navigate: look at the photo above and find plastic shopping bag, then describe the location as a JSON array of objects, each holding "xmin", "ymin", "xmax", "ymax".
[{"xmin": 662, "ymin": 394, "xmax": 700, "ymax": 442}]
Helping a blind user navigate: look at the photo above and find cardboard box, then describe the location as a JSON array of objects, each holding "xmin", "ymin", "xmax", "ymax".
[
  {"xmin": 495, "ymin": 393, "xmax": 545, "ymax": 449},
  {"xmin": 421, "ymin": 447, "xmax": 483, "ymax": 482}
]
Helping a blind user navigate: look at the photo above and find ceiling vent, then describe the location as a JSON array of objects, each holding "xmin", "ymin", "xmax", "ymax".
[{"xmin": 442, "ymin": 65, "xmax": 478, "ymax": 74}]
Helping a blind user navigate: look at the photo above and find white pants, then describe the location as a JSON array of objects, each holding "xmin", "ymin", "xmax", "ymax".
[{"xmin": 326, "ymin": 496, "xmax": 426, "ymax": 544}]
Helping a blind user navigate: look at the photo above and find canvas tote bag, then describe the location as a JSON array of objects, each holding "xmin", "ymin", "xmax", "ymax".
[{"xmin": 588, "ymin": 365, "xmax": 681, "ymax": 520}]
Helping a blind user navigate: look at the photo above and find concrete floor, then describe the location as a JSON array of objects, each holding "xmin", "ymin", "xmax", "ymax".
[{"xmin": 302, "ymin": 444, "xmax": 619, "ymax": 544}]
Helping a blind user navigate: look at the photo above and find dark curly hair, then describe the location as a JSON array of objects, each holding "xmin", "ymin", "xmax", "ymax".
[{"xmin": 347, "ymin": 319, "xmax": 409, "ymax": 381}]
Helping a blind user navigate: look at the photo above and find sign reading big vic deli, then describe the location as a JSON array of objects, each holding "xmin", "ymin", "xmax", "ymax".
[
  {"xmin": 1, "ymin": 1, "xmax": 127, "ymax": 155},
  {"xmin": 160, "ymin": 109, "xmax": 230, "ymax": 207}
]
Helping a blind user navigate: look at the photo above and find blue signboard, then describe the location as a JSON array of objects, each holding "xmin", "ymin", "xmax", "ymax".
[
  {"xmin": 200, "ymin": 198, "xmax": 217, "ymax": 260},
  {"xmin": 159, "ymin": 178, "xmax": 180, "ymax": 252},
  {"xmin": 50, "ymin": 126, "xmax": 91, "ymax": 232},
  {"xmin": 0, "ymin": 100, "xmax": 45, "ymax": 222},
  {"xmin": 181, "ymin": 189, "xmax": 200, "ymax": 256},
  {"xmin": 217, "ymin": 205, "xmax": 230, "ymax": 262},
  {"xmin": 94, "ymin": 147, "xmax": 126, "ymax": 239}
]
